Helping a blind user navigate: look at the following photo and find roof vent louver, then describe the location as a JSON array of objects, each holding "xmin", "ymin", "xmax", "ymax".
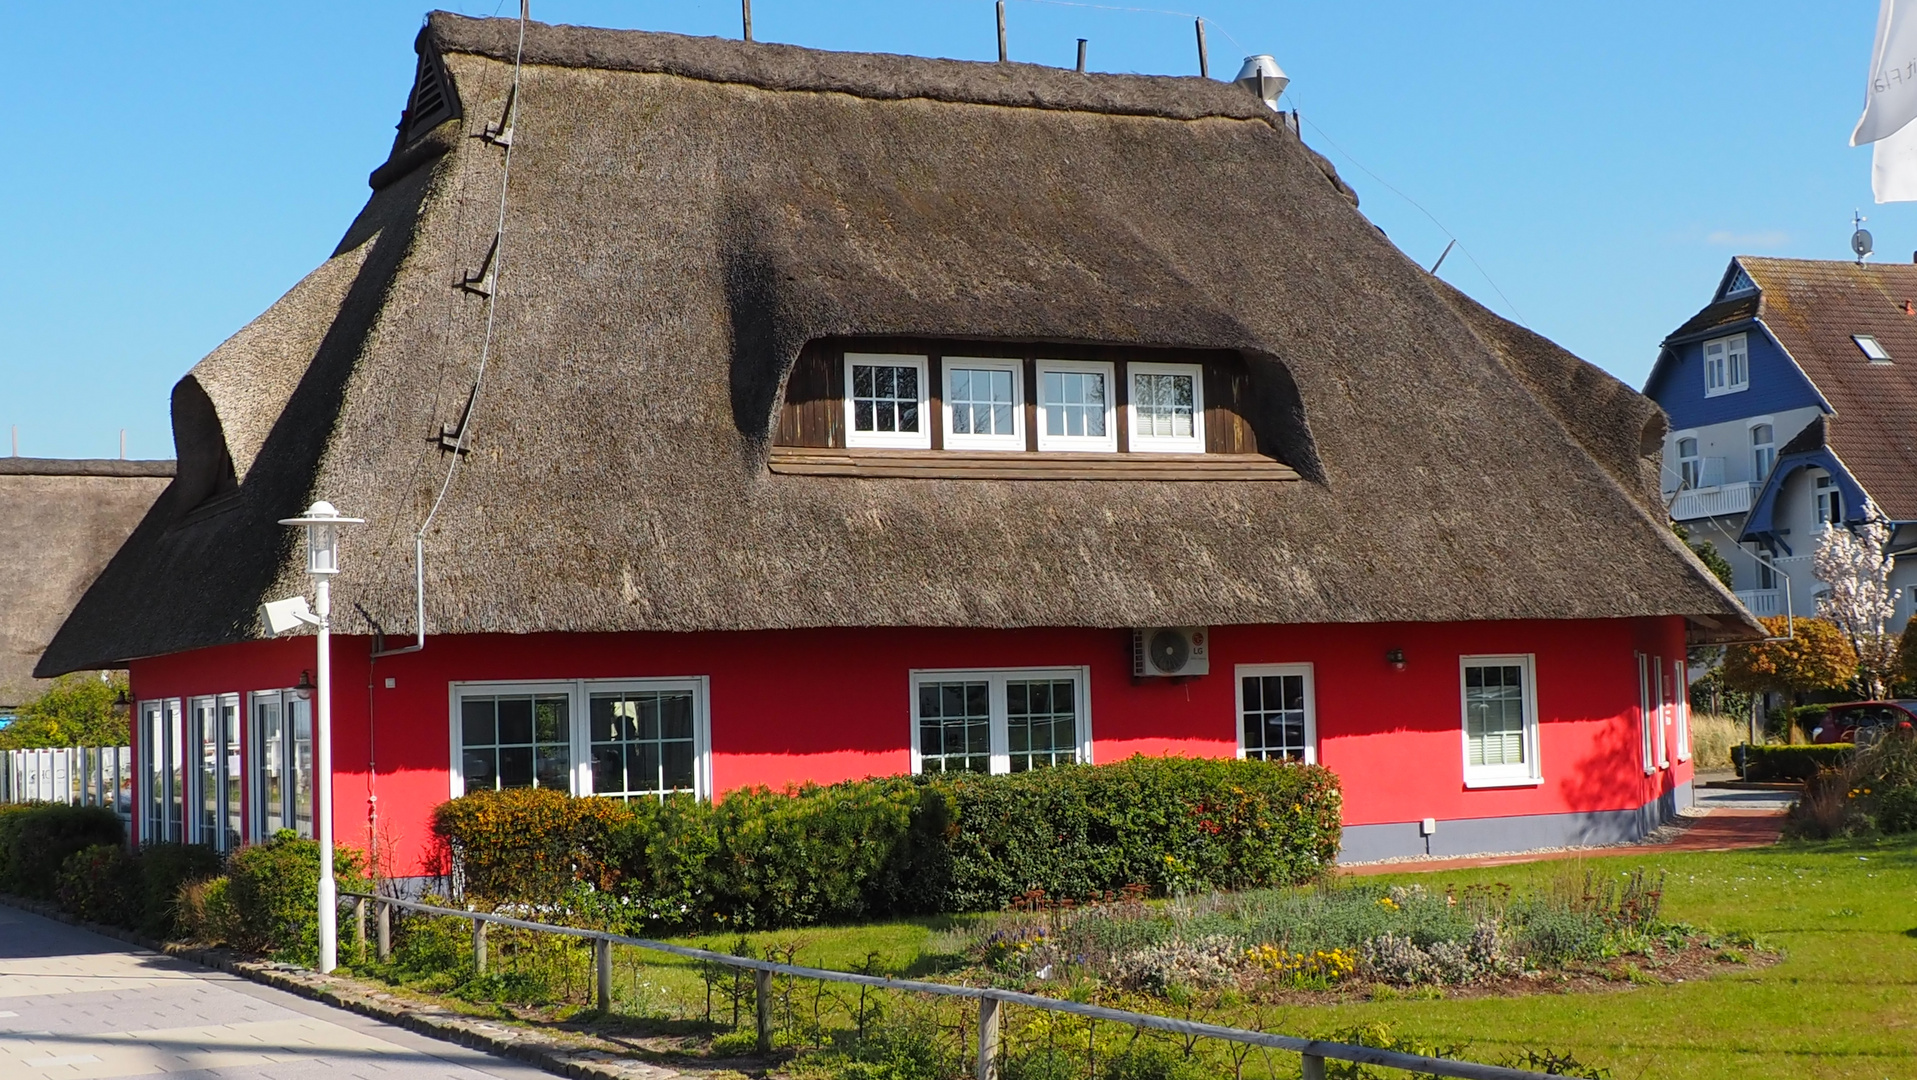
[
  {"xmin": 397, "ymin": 40, "xmax": 461, "ymax": 147},
  {"xmin": 1717, "ymin": 264, "xmax": 1758, "ymax": 300}
]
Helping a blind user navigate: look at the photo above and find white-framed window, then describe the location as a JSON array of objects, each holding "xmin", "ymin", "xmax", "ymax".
[
  {"xmin": 1673, "ymin": 658, "xmax": 1691, "ymax": 763},
  {"xmin": 1749, "ymin": 422, "xmax": 1775, "ymax": 482},
  {"xmin": 187, "ymin": 694, "xmax": 241, "ymax": 851},
  {"xmin": 1702, "ymin": 333, "xmax": 1749, "ymax": 397},
  {"xmin": 1637, "ymin": 653, "xmax": 1656, "ymax": 775},
  {"xmin": 910, "ymin": 667, "xmax": 1091, "ymax": 775},
  {"xmin": 844, "ymin": 353, "xmax": 931, "ymax": 449},
  {"xmin": 450, "ymin": 678, "xmax": 713, "ymax": 801},
  {"xmin": 1675, "ymin": 436, "xmax": 1702, "ymax": 489},
  {"xmin": 1127, "ymin": 362, "xmax": 1205, "ymax": 453},
  {"xmin": 1813, "ymin": 471, "xmax": 1842, "ymax": 527},
  {"xmin": 1460, "ymin": 655, "xmax": 1540, "ymax": 787},
  {"xmin": 250, "ymin": 689, "xmax": 313, "ymax": 841},
  {"xmin": 1035, "ymin": 359, "xmax": 1117, "ymax": 452},
  {"xmin": 943, "ymin": 357, "xmax": 1025, "ymax": 451},
  {"xmin": 1656, "ymin": 660, "xmax": 1671, "ymax": 769},
  {"xmin": 140, "ymin": 698, "xmax": 183, "ymax": 844},
  {"xmin": 1235, "ymin": 664, "xmax": 1316, "ymax": 764}
]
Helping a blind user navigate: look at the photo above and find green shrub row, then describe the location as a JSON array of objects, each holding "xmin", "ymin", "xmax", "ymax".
[
  {"xmin": 1733, "ymin": 743, "xmax": 1852, "ymax": 782},
  {"xmin": 431, "ymin": 755, "xmax": 1343, "ymax": 932},
  {"xmin": 0, "ymin": 803, "xmax": 125, "ymax": 899},
  {"xmin": 53, "ymin": 841, "xmax": 222, "ymax": 936}
]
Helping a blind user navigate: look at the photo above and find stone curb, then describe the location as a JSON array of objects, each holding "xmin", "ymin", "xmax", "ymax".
[{"xmin": 0, "ymin": 895, "xmax": 684, "ymax": 1080}]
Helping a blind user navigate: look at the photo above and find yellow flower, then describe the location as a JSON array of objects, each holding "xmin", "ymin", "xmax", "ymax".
[{"xmin": 1377, "ymin": 896, "xmax": 1400, "ymax": 911}]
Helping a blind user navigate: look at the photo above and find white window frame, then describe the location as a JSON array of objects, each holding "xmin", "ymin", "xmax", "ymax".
[
  {"xmin": 1459, "ymin": 654, "xmax": 1541, "ymax": 788},
  {"xmin": 1126, "ymin": 361, "xmax": 1207, "ymax": 453},
  {"xmin": 942, "ymin": 357, "xmax": 1026, "ymax": 451},
  {"xmin": 249, "ymin": 688, "xmax": 314, "ymax": 842},
  {"xmin": 140, "ymin": 698, "xmax": 184, "ymax": 844},
  {"xmin": 448, "ymin": 678, "xmax": 713, "ymax": 801},
  {"xmin": 1034, "ymin": 359, "xmax": 1118, "ymax": 453},
  {"xmin": 1673, "ymin": 658, "xmax": 1691, "ymax": 763},
  {"xmin": 1813, "ymin": 471, "xmax": 1842, "ymax": 528},
  {"xmin": 908, "ymin": 667, "xmax": 1092, "ymax": 776},
  {"xmin": 843, "ymin": 353, "xmax": 932, "ymax": 450},
  {"xmin": 1673, "ymin": 433, "xmax": 1701, "ymax": 490},
  {"xmin": 1702, "ymin": 334, "xmax": 1749, "ymax": 397},
  {"xmin": 1233, "ymin": 663, "xmax": 1317, "ymax": 764},
  {"xmin": 1854, "ymin": 334, "xmax": 1893, "ymax": 363},
  {"xmin": 1656, "ymin": 659, "xmax": 1671, "ymax": 769},
  {"xmin": 1748, "ymin": 419, "xmax": 1775, "ymax": 482},
  {"xmin": 1638, "ymin": 653, "xmax": 1656, "ymax": 775}
]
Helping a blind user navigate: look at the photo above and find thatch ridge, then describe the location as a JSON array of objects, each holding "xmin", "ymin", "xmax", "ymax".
[
  {"xmin": 0, "ymin": 459, "xmax": 174, "ymax": 478},
  {"xmin": 40, "ymin": 18, "xmax": 1758, "ymax": 674}
]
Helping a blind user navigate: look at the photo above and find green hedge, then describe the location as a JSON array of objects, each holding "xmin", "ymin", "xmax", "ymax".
[
  {"xmin": 1734, "ymin": 744, "xmax": 1853, "ymax": 782},
  {"xmin": 0, "ymin": 804, "xmax": 125, "ymax": 899},
  {"xmin": 225, "ymin": 831, "xmax": 368, "ymax": 958},
  {"xmin": 431, "ymin": 755, "xmax": 1342, "ymax": 932}
]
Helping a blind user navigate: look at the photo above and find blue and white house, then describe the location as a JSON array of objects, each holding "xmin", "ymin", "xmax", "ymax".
[{"xmin": 1645, "ymin": 256, "xmax": 1917, "ymax": 627}]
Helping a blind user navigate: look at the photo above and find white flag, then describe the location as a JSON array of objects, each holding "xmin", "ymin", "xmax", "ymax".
[
  {"xmin": 1875, "ymin": 114, "xmax": 1917, "ymax": 201},
  {"xmin": 1854, "ymin": 0, "xmax": 1917, "ymax": 144}
]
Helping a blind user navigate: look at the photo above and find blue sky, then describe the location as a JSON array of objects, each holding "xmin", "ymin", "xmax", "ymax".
[{"xmin": 0, "ymin": 1, "xmax": 1898, "ymax": 459}]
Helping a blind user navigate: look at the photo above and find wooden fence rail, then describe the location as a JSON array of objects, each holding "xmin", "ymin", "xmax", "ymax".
[{"xmin": 341, "ymin": 890, "xmax": 1558, "ymax": 1080}]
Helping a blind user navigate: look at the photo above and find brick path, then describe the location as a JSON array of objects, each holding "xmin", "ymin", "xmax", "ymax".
[{"xmin": 0, "ymin": 903, "xmax": 548, "ymax": 1080}]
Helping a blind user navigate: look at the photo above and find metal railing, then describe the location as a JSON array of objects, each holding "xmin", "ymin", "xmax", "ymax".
[
  {"xmin": 341, "ymin": 891, "xmax": 1558, "ymax": 1080},
  {"xmin": 0, "ymin": 746, "xmax": 132, "ymax": 820}
]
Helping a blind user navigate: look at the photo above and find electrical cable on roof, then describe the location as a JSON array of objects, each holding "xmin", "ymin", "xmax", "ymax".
[
  {"xmin": 1289, "ymin": 105, "xmax": 1529, "ymax": 329},
  {"xmin": 377, "ymin": 0, "xmax": 529, "ymax": 662}
]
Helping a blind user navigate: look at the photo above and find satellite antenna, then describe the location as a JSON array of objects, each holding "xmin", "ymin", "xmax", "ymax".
[{"xmin": 1853, "ymin": 209, "xmax": 1874, "ymax": 263}]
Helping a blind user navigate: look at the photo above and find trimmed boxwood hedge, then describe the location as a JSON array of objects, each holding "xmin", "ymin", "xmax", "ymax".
[
  {"xmin": 431, "ymin": 755, "xmax": 1342, "ymax": 932},
  {"xmin": 1734, "ymin": 743, "xmax": 1852, "ymax": 782}
]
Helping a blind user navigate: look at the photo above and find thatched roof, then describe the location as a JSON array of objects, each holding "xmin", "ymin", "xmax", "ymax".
[
  {"xmin": 0, "ymin": 458, "xmax": 172, "ymax": 703},
  {"xmin": 38, "ymin": 13, "xmax": 1758, "ymax": 675}
]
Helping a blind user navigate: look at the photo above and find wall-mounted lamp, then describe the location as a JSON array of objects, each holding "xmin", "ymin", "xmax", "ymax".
[
  {"xmin": 1385, "ymin": 649, "xmax": 1407, "ymax": 672},
  {"xmin": 112, "ymin": 689, "xmax": 132, "ymax": 716},
  {"xmin": 295, "ymin": 670, "xmax": 316, "ymax": 701}
]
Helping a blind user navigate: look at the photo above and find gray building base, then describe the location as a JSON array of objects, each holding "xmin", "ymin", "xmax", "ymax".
[{"xmin": 1338, "ymin": 781, "xmax": 1694, "ymax": 864}]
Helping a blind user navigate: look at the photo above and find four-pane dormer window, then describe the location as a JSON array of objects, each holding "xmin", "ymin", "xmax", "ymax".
[
  {"xmin": 844, "ymin": 354, "xmax": 930, "ymax": 449},
  {"xmin": 1128, "ymin": 362, "xmax": 1206, "ymax": 453},
  {"xmin": 1702, "ymin": 333, "xmax": 1749, "ymax": 397}
]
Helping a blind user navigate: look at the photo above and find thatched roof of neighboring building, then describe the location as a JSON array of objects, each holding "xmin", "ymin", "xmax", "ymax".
[
  {"xmin": 38, "ymin": 14, "xmax": 1758, "ymax": 675},
  {"xmin": 1, "ymin": 458, "xmax": 172, "ymax": 703}
]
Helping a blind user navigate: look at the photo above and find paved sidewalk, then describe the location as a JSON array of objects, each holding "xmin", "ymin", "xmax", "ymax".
[{"xmin": 0, "ymin": 903, "xmax": 551, "ymax": 1080}]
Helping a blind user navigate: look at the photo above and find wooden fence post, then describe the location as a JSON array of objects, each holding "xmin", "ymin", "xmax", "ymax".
[
  {"xmin": 1301, "ymin": 1053, "xmax": 1326, "ymax": 1080},
  {"xmin": 977, "ymin": 997, "xmax": 1001, "ymax": 1080},
  {"xmin": 754, "ymin": 968, "xmax": 773, "ymax": 1053},
  {"xmin": 354, "ymin": 898, "xmax": 367, "ymax": 959},
  {"xmin": 595, "ymin": 937, "xmax": 612, "ymax": 1012},
  {"xmin": 377, "ymin": 901, "xmax": 392, "ymax": 962},
  {"xmin": 473, "ymin": 918, "xmax": 488, "ymax": 976}
]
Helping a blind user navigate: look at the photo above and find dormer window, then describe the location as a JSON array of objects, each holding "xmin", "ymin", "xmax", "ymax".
[
  {"xmin": 844, "ymin": 354, "xmax": 930, "ymax": 449},
  {"xmin": 1128, "ymin": 363, "xmax": 1206, "ymax": 453},
  {"xmin": 1036, "ymin": 360, "xmax": 1116, "ymax": 452},
  {"xmin": 1703, "ymin": 334, "xmax": 1749, "ymax": 397},
  {"xmin": 770, "ymin": 339, "xmax": 1299, "ymax": 480},
  {"xmin": 944, "ymin": 358, "xmax": 1024, "ymax": 451},
  {"xmin": 1814, "ymin": 471, "xmax": 1842, "ymax": 527}
]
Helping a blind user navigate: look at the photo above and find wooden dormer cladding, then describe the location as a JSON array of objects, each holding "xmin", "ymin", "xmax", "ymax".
[{"xmin": 770, "ymin": 339, "xmax": 1296, "ymax": 480}]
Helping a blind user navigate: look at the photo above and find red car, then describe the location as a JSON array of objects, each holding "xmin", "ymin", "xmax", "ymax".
[{"xmin": 1809, "ymin": 701, "xmax": 1917, "ymax": 745}]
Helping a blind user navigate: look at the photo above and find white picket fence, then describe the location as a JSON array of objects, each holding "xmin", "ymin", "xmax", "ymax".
[{"xmin": 0, "ymin": 746, "xmax": 133, "ymax": 820}]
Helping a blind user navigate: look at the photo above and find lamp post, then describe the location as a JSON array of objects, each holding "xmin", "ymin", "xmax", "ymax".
[{"xmin": 276, "ymin": 501, "xmax": 363, "ymax": 974}]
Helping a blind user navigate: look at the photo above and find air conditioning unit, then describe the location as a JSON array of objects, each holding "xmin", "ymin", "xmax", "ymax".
[{"xmin": 1133, "ymin": 626, "xmax": 1210, "ymax": 677}]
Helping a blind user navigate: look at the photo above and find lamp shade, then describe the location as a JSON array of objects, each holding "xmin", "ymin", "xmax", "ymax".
[{"xmin": 278, "ymin": 501, "xmax": 365, "ymax": 577}]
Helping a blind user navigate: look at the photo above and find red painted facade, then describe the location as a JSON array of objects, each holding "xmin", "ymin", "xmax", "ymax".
[{"xmin": 129, "ymin": 615, "xmax": 1694, "ymax": 874}]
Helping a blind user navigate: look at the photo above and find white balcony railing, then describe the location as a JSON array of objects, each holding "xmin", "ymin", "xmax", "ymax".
[
  {"xmin": 1735, "ymin": 589, "xmax": 1782, "ymax": 616},
  {"xmin": 1671, "ymin": 481, "xmax": 1759, "ymax": 522}
]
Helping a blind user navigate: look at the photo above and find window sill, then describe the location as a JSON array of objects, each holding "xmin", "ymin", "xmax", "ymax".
[
  {"xmin": 767, "ymin": 447, "xmax": 1300, "ymax": 481},
  {"xmin": 1462, "ymin": 774, "xmax": 1544, "ymax": 790}
]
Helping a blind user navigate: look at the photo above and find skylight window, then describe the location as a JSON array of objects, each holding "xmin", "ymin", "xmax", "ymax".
[{"xmin": 1853, "ymin": 334, "xmax": 1893, "ymax": 363}]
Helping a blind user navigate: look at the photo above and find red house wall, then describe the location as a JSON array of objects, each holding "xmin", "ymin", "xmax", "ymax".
[{"xmin": 128, "ymin": 615, "xmax": 1693, "ymax": 874}]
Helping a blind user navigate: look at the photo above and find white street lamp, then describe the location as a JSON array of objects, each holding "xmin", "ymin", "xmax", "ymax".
[{"xmin": 274, "ymin": 500, "xmax": 363, "ymax": 975}]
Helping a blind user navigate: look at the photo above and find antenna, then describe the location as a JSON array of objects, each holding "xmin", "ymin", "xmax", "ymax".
[
  {"xmin": 1853, "ymin": 209, "xmax": 1874, "ymax": 263},
  {"xmin": 119, "ymin": 429, "xmax": 126, "ymax": 460},
  {"xmin": 742, "ymin": 0, "xmax": 752, "ymax": 42},
  {"xmin": 1195, "ymin": 19, "xmax": 1209, "ymax": 78}
]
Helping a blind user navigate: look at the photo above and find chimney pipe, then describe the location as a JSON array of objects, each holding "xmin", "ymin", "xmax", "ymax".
[{"xmin": 1076, "ymin": 38, "xmax": 1088, "ymax": 72}]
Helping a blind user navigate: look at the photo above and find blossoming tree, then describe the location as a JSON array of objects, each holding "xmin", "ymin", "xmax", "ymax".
[{"xmin": 1813, "ymin": 506, "xmax": 1903, "ymax": 699}]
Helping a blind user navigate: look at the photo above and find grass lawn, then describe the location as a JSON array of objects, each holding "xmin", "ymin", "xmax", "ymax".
[{"xmin": 647, "ymin": 834, "xmax": 1917, "ymax": 1079}]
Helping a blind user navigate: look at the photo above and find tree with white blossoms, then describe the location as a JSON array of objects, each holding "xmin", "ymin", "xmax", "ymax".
[{"xmin": 1813, "ymin": 504, "xmax": 1903, "ymax": 699}]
